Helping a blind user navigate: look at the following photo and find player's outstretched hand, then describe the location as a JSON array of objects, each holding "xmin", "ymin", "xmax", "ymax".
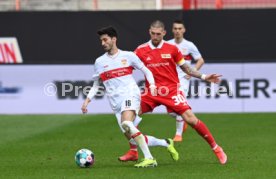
[
  {"xmin": 81, "ymin": 104, "xmax": 88, "ymax": 114},
  {"xmin": 206, "ymin": 74, "xmax": 222, "ymax": 84}
]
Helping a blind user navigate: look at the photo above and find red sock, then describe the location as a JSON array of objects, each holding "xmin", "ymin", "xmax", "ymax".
[
  {"xmin": 193, "ymin": 120, "xmax": 217, "ymax": 148},
  {"xmin": 129, "ymin": 142, "xmax": 137, "ymax": 151}
]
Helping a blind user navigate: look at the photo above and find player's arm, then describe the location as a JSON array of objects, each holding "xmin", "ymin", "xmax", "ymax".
[
  {"xmin": 185, "ymin": 57, "xmax": 204, "ymax": 80},
  {"xmin": 131, "ymin": 51, "xmax": 157, "ymax": 96},
  {"xmin": 186, "ymin": 43, "xmax": 205, "ymax": 79},
  {"xmin": 191, "ymin": 42, "xmax": 205, "ymax": 71},
  {"xmin": 81, "ymin": 78, "xmax": 100, "ymax": 114},
  {"xmin": 178, "ymin": 60, "xmax": 221, "ymax": 83},
  {"xmin": 195, "ymin": 57, "xmax": 205, "ymax": 71},
  {"xmin": 139, "ymin": 66, "xmax": 157, "ymax": 96}
]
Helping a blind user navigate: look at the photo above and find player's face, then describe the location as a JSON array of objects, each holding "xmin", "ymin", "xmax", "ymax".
[
  {"xmin": 149, "ymin": 27, "xmax": 166, "ymax": 46},
  {"xmin": 172, "ymin": 23, "xmax": 185, "ymax": 39},
  {"xmin": 100, "ymin": 34, "xmax": 116, "ymax": 52}
]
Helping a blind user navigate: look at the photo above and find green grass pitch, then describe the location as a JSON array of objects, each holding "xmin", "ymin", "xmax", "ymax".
[{"xmin": 0, "ymin": 113, "xmax": 276, "ymax": 178}]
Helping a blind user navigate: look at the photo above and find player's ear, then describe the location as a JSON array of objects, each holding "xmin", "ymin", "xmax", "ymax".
[
  {"xmin": 183, "ymin": 27, "xmax": 186, "ymax": 33},
  {"xmin": 112, "ymin": 36, "xmax": 117, "ymax": 42},
  {"xmin": 163, "ymin": 30, "xmax": 167, "ymax": 36}
]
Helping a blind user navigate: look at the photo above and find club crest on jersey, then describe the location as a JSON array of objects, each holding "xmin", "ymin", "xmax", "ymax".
[
  {"xmin": 121, "ymin": 59, "xmax": 127, "ymax": 66},
  {"xmin": 146, "ymin": 57, "xmax": 151, "ymax": 61},
  {"xmin": 161, "ymin": 54, "xmax": 171, "ymax": 59},
  {"xmin": 181, "ymin": 48, "xmax": 187, "ymax": 54}
]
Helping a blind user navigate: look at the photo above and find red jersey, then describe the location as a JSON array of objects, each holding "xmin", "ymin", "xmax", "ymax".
[{"xmin": 135, "ymin": 40, "xmax": 184, "ymax": 89}]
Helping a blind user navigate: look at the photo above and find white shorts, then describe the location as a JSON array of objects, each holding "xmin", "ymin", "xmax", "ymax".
[
  {"xmin": 112, "ymin": 94, "xmax": 141, "ymax": 133},
  {"xmin": 116, "ymin": 94, "xmax": 141, "ymax": 114}
]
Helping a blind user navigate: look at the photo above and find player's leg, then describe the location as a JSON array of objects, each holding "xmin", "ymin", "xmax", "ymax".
[
  {"xmin": 180, "ymin": 109, "xmax": 227, "ymax": 164},
  {"xmin": 168, "ymin": 111, "xmax": 188, "ymax": 142},
  {"xmin": 147, "ymin": 136, "xmax": 179, "ymax": 161},
  {"xmin": 128, "ymin": 135, "xmax": 179, "ymax": 161},
  {"xmin": 119, "ymin": 115, "xmax": 179, "ymax": 162},
  {"xmin": 121, "ymin": 110, "xmax": 157, "ymax": 168},
  {"xmin": 172, "ymin": 78, "xmax": 189, "ymax": 142},
  {"xmin": 120, "ymin": 94, "xmax": 156, "ymax": 161},
  {"xmin": 120, "ymin": 95, "xmax": 157, "ymax": 167},
  {"xmin": 138, "ymin": 95, "xmax": 179, "ymax": 161},
  {"xmin": 117, "ymin": 114, "xmax": 141, "ymax": 162},
  {"xmin": 119, "ymin": 113, "xmax": 179, "ymax": 162},
  {"xmin": 162, "ymin": 89, "xmax": 227, "ymax": 164}
]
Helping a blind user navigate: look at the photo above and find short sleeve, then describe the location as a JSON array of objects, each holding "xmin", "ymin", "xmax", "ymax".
[
  {"xmin": 189, "ymin": 42, "xmax": 202, "ymax": 60},
  {"xmin": 129, "ymin": 52, "xmax": 145, "ymax": 70},
  {"xmin": 173, "ymin": 45, "xmax": 185, "ymax": 66},
  {"xmin": 92, "ymin": 61, "xmax": 100, "ymax": 81}
]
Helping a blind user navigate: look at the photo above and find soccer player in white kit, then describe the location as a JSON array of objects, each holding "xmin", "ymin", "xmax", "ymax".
[
  {"xmin": 167, "ymin": 20, "xmax": 205, "ymax": 142},
  {"xmin": 81, "ymin": 26, "xmax": 178, "ymax": 168}
]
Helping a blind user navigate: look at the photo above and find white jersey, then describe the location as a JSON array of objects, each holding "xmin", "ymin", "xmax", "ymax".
[
  {"xmin": 167, "ymin": 39, "xmax": 202, "ymax": 78},
  {"xmin": 93, "ymin": 50, "xmax": 144, "ymax": 112}
]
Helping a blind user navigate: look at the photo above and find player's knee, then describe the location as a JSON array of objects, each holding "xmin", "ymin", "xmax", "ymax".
[
  {"xmin": 121, "ymin": 120, "xmax": 132, "ymax": 133},
  {"xmin": 183, "ymin": 114, "xmax": 198, "ymax": 126}
]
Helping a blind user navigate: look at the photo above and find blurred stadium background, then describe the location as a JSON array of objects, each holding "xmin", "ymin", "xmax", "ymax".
[
  {"xmin": 1, "ymin": 0, "xmax": 276, "ymax": 10},
  {"xmin": 0, "ymin": 0, "xmax": 276, "ymax": 178}
]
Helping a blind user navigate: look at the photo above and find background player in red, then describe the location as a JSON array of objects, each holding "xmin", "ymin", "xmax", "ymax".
[{"xmin": 120, "ymin": 20, "xmax": 227, "ymax": 165}]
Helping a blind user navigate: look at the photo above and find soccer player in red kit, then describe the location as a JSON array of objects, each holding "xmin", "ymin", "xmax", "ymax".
[{"xmin": 119, "ymin": 20, "xmax": 227, "ymax": 165}]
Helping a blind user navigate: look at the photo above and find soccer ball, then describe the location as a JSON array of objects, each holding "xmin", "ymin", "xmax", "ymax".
[{"xmin": 75, "ymin": 149, "xmax": 95, "ymax": 168}]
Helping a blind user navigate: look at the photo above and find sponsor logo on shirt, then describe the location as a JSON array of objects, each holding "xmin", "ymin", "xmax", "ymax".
[
  {"xmin": 147, "ymin": 62, "xmax": 170, "ymax": 67},
  {"xmin": 161, "ymin": 54, "xmax": 171, "ymax": 59},
  {"xmin": 146, "ymin": 57, "xmax": 151, "ymax": 61},
  {"xmin": 100, "ymin": 67, "xmax": 133, "ymax": 81}
]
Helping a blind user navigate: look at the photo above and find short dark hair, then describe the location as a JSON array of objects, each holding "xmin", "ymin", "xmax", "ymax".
[
  {"xmin": 173, "ymin": 20, "xmax": 185, "ymax": 27},
  {"xmin": 97, "ymin": 26, "xmax": 118, "ymax": 38}
]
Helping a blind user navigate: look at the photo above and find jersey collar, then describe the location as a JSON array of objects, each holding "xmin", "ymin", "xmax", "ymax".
[
  {"xmin": 148, "ymin": 40, "xmax": 164, "ymax": 49},
  {"xmin": 106, "ymin": 49, "xmax": 120, "ymax": 59}
]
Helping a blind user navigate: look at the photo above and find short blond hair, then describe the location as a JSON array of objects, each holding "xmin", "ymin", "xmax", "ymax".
[{"xmin": 150, "ymin": 20, "xmax": 165, "ymax": 29}]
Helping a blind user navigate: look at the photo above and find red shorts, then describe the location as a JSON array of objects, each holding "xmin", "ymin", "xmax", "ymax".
[{"xmin": 141, "ymin": 88, "xmax": 191, "ymax": 115}]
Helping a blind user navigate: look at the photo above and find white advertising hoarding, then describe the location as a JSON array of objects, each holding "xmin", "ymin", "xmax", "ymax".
[{"xmin": 0, "ymin": 63, "xmax": 275, "ymax": 114}]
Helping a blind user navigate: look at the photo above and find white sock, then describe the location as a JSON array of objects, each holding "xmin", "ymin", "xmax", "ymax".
[
  {"xmin": 133, "ymin": 116, "xmax": 142, "ymax": 127},
  {"xmin": 176, "ymin": 115, "xmax": 184, "ymax": 136},
  {"xmin": 147, "ymin": 135, "xmax": 168, "ymax": 147},
  {"xmin": 122, "ymin": 121, "xmax": 153, "ymax": 159}
]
